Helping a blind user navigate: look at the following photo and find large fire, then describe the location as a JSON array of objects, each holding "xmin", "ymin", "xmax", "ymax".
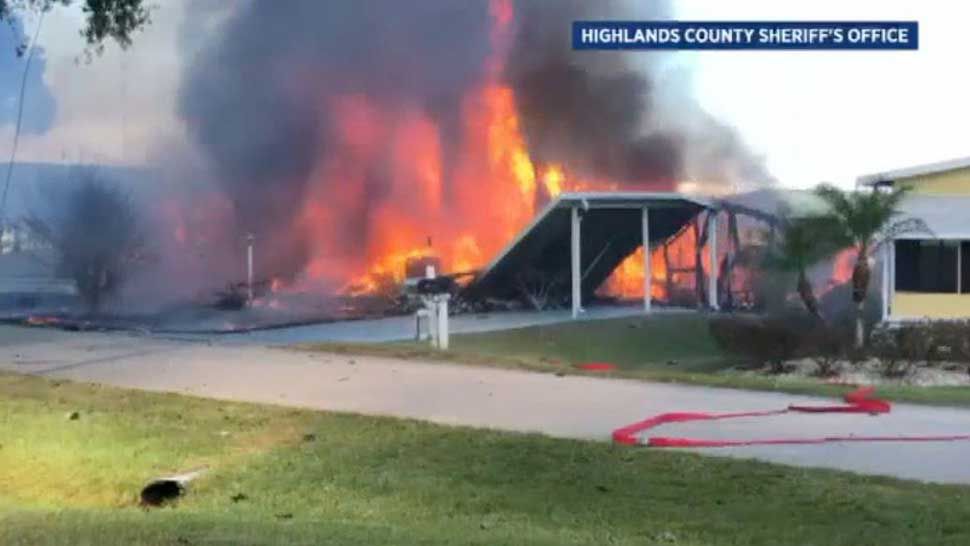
[
  {"xmin": 167, "ymin": 0, "xmax": 701, "ymax": 302},
  {"xmin": 598, "ymin": 221, "xmax": 712, "ymax": 303},
  {"xmin": 287, "ymin": 1, "xmax": 649, "ymax": 295}
]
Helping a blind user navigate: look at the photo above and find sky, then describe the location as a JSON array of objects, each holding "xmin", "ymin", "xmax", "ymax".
[
  {"xmin": 0, "ymin": 15, "xmax": 55, "ymax": 134},
  {"xmin": 0, "ymin": 1, "xmax": 963, "ymax": 190}
]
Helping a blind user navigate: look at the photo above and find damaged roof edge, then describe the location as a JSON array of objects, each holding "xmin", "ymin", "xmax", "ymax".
[{"xmin": 475, "ymin": 191, "xmax": 715, "ymax": 283}]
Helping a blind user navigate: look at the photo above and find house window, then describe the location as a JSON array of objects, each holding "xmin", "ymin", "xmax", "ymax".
[
  {"xmin": 962, "ymin": 242, "xmax": 970, "ymax": 292},
  {"xmin": 895, "ymin": 240, "xmax": 958, "ymax": 293}
]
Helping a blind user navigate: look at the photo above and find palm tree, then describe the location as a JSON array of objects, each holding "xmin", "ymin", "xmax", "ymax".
[
  {"xmin": 766, "ymin": 214, "xmax": 842, "ymax": 320},
  {"xmin": 814, "ymin": 184, "xmax": 928, "ymax": 348}
]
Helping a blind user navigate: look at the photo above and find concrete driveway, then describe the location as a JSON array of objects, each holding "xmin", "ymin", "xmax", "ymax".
[
  {"xmin": 2, "ymin": 324, "xmax": 970, "ymax": 484},
  {"xmin": 171, "ymin": 304, "xmax": 654, "ymax": 344}
]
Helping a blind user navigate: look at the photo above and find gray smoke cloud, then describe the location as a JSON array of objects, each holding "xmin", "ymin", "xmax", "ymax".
[
  {"xmin": 179, "ymin": 0, "xmax": 493, "ymax": 277},
  {"xmin": 504, "ymin": 0, "xmax": 682, "ymax": 186},
  {"xmin": 178, "ymin": 0, "xmax": 772, "ymax": 280}
]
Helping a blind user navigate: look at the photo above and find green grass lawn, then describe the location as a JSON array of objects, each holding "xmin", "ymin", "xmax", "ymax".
[
  {"xmin": 3, "ymin": 372, "xmax": 970, "ymax": 545},
  {"xmin": 4, "ymin": 372, "xmax": 970, "ymax": 545},
  {"xmin": 301, "ymin": 314, "xmax": 970, "ymax": 408}
]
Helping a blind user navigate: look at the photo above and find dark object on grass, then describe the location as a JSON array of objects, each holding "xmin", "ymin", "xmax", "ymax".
[
  {"xmin": 302, "ymin": 433, "xmax": 316, "ymax": 442},
  {"xmin": 140, "ymin": 479, "xmax": 183, "ymax": 507},
  {"xmin": 211, "ymin": 283, "xmax": 248, "ymax": 311},
  {"xmin": 139, "ymin": 469, "xmax": 206, "ymax": 508},
  {"xmin": 230, "ymin": 493, "xmax": 248, "ymax": 503},
  {"xmin": 66, "ymin": 411, "xmax": 80, "ymax": 420}
]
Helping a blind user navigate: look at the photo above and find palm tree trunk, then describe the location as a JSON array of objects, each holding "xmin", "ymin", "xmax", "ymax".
[
  {"xmin": 852, "ymin": 247, "xmax": 871, "ymax": 348},
  {"xmin": 855, "ymin": 300, "xmax": 865, "ymax": 349},
  {"xmin": 797, "ymin": 269, "xmax": 821, "ymax": 320}
]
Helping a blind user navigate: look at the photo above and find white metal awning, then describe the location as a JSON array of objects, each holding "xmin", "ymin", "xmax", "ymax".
[{"xmin": 892, "ymin": 194, "xmax": 970, "ymax": 240}]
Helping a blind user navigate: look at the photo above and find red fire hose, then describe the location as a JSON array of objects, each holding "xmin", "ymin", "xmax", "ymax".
[{"xmin": 612, "ymin": 387, "xmax": 970, "ymax": 447}]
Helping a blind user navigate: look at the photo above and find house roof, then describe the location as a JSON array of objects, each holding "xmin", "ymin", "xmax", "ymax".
[
  {"xmin": 857, "ymin": 156, "xmax": 970, "ymax": 187},
  {"xmin": 721, "ymin": 190, "xmax": 970, "ymax": 240},
  {"xmin": 469, "ymin": 192, "xmax": 711, "ymax": 300}
]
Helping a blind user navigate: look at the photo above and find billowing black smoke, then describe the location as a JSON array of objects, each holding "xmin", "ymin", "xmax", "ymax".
[
  {"xmin": 179, "ymin": 0, "xmax": 769, "ymax": 280},
  {"xmin": 505, "ymin": 0, "xmax": 682, "ymax": 186},
  {"xmin": 179, "ymin": 0, "xmax": 493, "ymax": 277}
]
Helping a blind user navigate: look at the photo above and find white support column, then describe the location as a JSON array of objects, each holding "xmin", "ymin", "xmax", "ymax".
[
  {"xmin": 707, "ymin": 212, "xmax": 719, "ymax": 310},
  {"xmin": 245, "ymin": 233, "xmax": 255, "ymax": 305},
  {"xmin": 426, "ymin": 298, "xmax": 438, "ymax": 348},
  {"xmin": 437, "ymin": 295, "xmax": 450, "ymax": 350},
  {"xmin": 882, "ymin": 241, "xmax": 891, "ymax": 321},
  {"xmin": 642, "ymin": 206, "xmax": 651, "ymax": 312},
  {"xmin": 890, "ymin": 240, "xmax": 896, "ymax": 319},
  {"xmin": 571, "ymin": 206, "xmax": 582, "ymax": 319}
]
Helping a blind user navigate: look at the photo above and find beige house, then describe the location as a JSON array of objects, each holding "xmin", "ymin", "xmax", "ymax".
[{"xmin": 859, "ymin": 157, "xmax": 970, "ymax": 320}]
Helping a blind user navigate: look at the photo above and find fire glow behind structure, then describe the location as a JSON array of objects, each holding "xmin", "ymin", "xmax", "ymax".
[{"xmin": 175, "ymin": 0, "xmax": 771, "ymax": 301}]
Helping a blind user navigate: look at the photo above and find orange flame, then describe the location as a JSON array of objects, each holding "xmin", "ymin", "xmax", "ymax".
[
  {"xmin": 179, "ymin": 0, "xmax": 688, "ymax": 300},
  {"xmin": 830, "ymin": 249, "xmax": 855, "ymax": 285},
  {"xmin": 599, "ymin": 221, "xmax": 713, "ymax": 303},
  {"xmin": 288, "ymin": 1, "xmax": 543, "ymax": 292}
]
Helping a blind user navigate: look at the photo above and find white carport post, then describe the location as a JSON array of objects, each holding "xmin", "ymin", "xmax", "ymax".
[
  {"xmin": 642, "ymin": 206, "xmax": 651, "ymax": 312},
  {"xmin": 571, "ymin": 205, "xmax": 582, "ymax": 319},
  {"xmin": 707, "ymin": 211, "xmax": 719, "ymax": 310},
  {"xmin": 882, "ymin": 240, "xmax": 892, "ymax": 321}
]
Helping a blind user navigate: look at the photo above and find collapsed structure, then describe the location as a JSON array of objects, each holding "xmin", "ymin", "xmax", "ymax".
[{"xmin": 470, "ymin": 192, "xmax": 715, "ymax": 317}]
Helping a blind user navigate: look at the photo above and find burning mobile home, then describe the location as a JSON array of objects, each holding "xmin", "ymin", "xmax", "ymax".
[
  {"xmin": 4, "ymin": 1, "xmax": 779, "ymax": 326},
  {"xmin": 167, "ymin": 0, "xmax": 772, "ymax": 311},
  {"xmin": 469, "ymin": 192, "xmax": 716, "ymax": 316}
]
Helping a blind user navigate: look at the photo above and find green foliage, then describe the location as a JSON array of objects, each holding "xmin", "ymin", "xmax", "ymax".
[
  {"xmin": 813, "ymin": 183, "xmax": 929, "ymax": 346},
  {"xmin": 765, "ymin": 215, "xmax": 843, "ymax": 273},
  {"xmin": 814, "ymin": 183, "xmax": 916, "ymax": 252},
  {"xmin": 709, "ymin": 313, "xmax": 855, "ymax": 376},
  {"xmin": 0, "ymin": 0, "xmax": 150, "ymax": 55},
  {"xmin": 870, "ymin": 321, "xmax": 970, "ymax": 378},
  {"xmin": 764, "ymin": 214, "xmax": 845, "ymax": 318}
]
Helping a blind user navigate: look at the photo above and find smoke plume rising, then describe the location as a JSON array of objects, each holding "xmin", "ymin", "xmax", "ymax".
[{"xmin": 176, "ymin": 0, "xmax": 771, "ymax": 290}]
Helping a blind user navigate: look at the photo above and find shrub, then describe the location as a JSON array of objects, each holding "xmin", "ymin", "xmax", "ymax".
[
  {"xmin": 709, "ymin": 312, "xmax": 852, "ymax": 376},
  {"xmin": 868, "ymin": 320, "xmax": 970, "ymax": 378},
  {"xmin": 801, "ymin": 325, "xmax": 852, "ymax": 377},
  {"xmin": 709, "ymin": 313, "xmax": 815, "ymax": 374},
  {"xmin": 24, "ymin": 171, "xmax": 147, "ymax": 312},
  {"xmin": 712, "ymin": 315, "xmax": 970, "ymax": 379}
]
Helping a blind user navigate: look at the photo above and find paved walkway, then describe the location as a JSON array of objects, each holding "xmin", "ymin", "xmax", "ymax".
[
  {"xmin": 172, "ymin": 305, "xmax": 655, "ymax": 344},
  {"xmin": 2, "ymin": 325, "xmax": 970, "ymax": 484}
]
